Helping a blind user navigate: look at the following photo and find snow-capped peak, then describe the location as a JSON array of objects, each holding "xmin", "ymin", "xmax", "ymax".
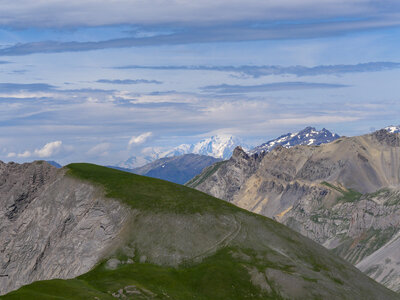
[
  {"xmin": 161, "ymin": 135, "xmax": 246, "ymax": 160},
  {"xmin": 191, "ymin": 135, "xmax": 245, "ymax": 159},
  {"xmin": 384, "ymin": 125, "xmax": 400, "ymax": 133},
  {"xmin": 118, "ymin": 134, "xmax": 246, "ymax": 168},
  {"xmin": 249, "ymin": 127, "xmax": 340, "ymax": 155}
]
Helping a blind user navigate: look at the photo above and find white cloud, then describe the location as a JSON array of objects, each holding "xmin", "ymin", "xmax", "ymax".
[
  {"xmin": 7, "ymin": 150, "xmax": 31, "ymax": 158},
  {"xmin": 7, "ymin": 141, "xmax": 62, "ymax": 159},
  {"xmin": 128, "ymin": 132, "xmax": 152, "ymax": 147},
  {"xmin": 19, "ymin": 150, "xmax": 32, "ymax": 158},
  {"xmin": 33, "ymin": 141, "xmax": 62, "ymax": 158},
  {"xmin": 7, "ymin": 152, "xmax": 16, "ymax": 158}
]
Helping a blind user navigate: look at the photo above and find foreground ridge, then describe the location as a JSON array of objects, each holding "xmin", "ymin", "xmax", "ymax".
[{"xmin": 0, "ymin": 162, "xmax": 397, "ymax": 299}]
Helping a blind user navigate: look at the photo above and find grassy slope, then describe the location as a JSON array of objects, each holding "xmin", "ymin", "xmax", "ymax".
[
  {"xmin": 321, "ymin": 181, "xmax": 362, "ymax": 203},
  {"xmin": 1, "ymin": 164, "xmax": 279, "ymax": 299},
  {"xmin": 2, "ymin": 164, "xmax": 398, "ymax": 299},
  {"xmin": 4, "ymin": 248, "xmax": 277, "ymax": 300},
  {"xmin": 66, "ymin": 163, "xmax": 237, "ymax": 215}
]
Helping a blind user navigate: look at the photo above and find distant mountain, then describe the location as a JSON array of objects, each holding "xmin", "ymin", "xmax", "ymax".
[
  {"xmin": 173, "ymin": 135, "xmax": 246, "ymax": 159},
  {"xmin": 249, "ymin": 126, "xmax": 340, "ymax": 155},
  {"xmin": 46, "ymin": 160, "xmax": 62, "ymax": 168},
  {"xmin": 117, "ymin": 154, "xmax": 156, "ymax": 169},
  {"xmin": 118, "ymin": 134, "xmax": 246, "ymax": 169},
  {"xmin": 131, "ymin": 154, "xmax": 221, "ymax": 184},
  {"xmin": 385, "ymin": 125, "xmax": 400, "ymax": 133}
]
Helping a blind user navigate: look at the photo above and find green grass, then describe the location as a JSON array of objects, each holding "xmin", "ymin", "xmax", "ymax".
[
  {"xmin": 1, "ymin": 279, "xmax": 113, "ymax": 300},
  {"xmin": 66, "ymin": 163, "xmax": 238, "ymax": 215},
  {"xmin": 321, "ymin": 182, "xmax": 362, "ymax": 203},
  {"xmin": 3, "ymin": 248, "xmax": 284, "ymax": 300},
  {"xmin": 3, "ymin": 164, "xmax": 290, "ymax": 299}
]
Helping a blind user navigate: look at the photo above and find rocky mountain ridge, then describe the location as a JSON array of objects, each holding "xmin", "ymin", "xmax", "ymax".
[
  {"xmin": 249, "ymin": 126, "xmax": 340, "ymax": 155},
  {"xmin": 187, "ymin": 129, "xmax": 400, "ymax": 292},
  {"xmin": 1, "ymin": 161, "xmax": 397, "ymax": 299}
]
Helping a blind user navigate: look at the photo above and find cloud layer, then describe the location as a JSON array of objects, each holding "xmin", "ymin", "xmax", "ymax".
[
  {"xmin": 0, "ymin": 0, "xmax": 399, "ymax": 28},
  {"xmin": 0, "ymin": 1, "xmax": 400, "ymax": 55},
  {"xmin": 116, "ymin": 62, "xmax": 400, "ymax": 78},
  {"xmin": 96, "ymin": 79, "xmax": 162, "ymax": 85},
  {"xmin": 201, "ymin": 82, "xmax": 348, "ymax": 93},
  {"xmin": 8, "ymin": 141, "xmax": 62, "ymax": 158}
]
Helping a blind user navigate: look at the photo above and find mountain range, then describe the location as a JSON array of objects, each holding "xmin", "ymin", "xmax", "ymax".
[
  {"xmin": 2, "ymin": 125, "xmax": 400, "ymax": 298},
  {"xmin": 129, "ymin": 154, "xmax": 221, "ymax": 184},
  {"xmin": 114, "ymin": 127, "xmax": 341, "ymax": 184},
  {"xmin": 385, "ymin": 125, "xmax": 400, "ymax": 133},
  {"xmin": 249, "ymin": 126, "xmax": 340, "ymax": 155},
  {"xmin": 118, "ymin": 135, "xmax": 246, "ymax": 169},
  {"xmin": 2, "ymin": 162, "xmax": 396, "ymax": 299},
  {"xmin": 187, "ymin": 127, "xmax": 400, "ymax": 292}
]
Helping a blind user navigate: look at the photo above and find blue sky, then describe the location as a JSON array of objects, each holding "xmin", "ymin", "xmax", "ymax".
[{"xmin": 1, "ymin": 0, "xmax": 400, "ymax": 165}]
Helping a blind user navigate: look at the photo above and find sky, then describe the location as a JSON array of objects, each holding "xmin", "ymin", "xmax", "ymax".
[{"xmin": 1, "ymin": 0, "xmax": 400, "ymax": 165}]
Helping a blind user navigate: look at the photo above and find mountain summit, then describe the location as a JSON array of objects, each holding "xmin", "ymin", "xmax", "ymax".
[
  {"xmin": 119, "ymin": 134, "xmax": 246, "ymax": 168},
  {"xmin": 385, "ymin": 125, "xmax": 400, "ymax": 133},
  {"xmin": 249, "ymin": 126, "xmax": 340, "ymax": 155}
]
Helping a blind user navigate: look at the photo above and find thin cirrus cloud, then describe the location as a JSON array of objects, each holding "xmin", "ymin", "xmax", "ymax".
[
  {"xmin": 2, "ymin": 17, "xmax": 400, "ymax": 56},
  {"xmin": 201, "ymin": 82, "xmax": 349, "ymax": 94},
  {"xmin": 0, "ymin": 83, "xmax": 56, "ymax": 93},
  {"xmin": 0, "ymin": 1, "xmax": 381, "ymax": 26},
  {"xmin": 8, "ymin": 141, "xmax": 62, "ymax": 159},
  {"xmin": 0, "ymin": 0, "xmax": 399, "ymax": 29},
  {"xmin": 96, "ymin": 79, "xmax": 162, "ymax": 85},
  {"xmin": 128, "ymin": 132, "xmax": 153, "ymax": 147},
  {"xmin": 114, "ymin": 62, "xmax": 400, "ymax": 78}
]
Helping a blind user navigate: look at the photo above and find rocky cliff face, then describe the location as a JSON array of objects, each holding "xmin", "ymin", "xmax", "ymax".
[
  {"xmin": 0, "ymin": 161, "xmax": 130, "ymax": 295},
  {"xmin": 188, "ymin": 130, "xmax": 400, "ymax": 291}
]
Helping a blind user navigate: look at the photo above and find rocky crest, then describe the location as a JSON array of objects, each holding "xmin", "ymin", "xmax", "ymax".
[
  {"xmin": 0, "ymin": 161, "xmax": 130, "ymax": 295},
  {"xmin": 249, "ymin": 126, "xmax": 340, "ymax": 155},
  {"xmin": 187, "ymin": 130, "xmax": 400, "ymax": 292}
]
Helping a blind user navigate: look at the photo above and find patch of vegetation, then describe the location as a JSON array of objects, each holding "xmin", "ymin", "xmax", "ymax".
[
  {"xmin": 302, "ymin": 252, "xmax": 330, "ymax": 273},
  {"xmin": 301, "ymin": 276, "xmax": 318, "ymax": 283},
  {"xmin": 185, "ymin": 161, "xmax": 226, "ymax": 188},
  {"xmin": 1, "ymin": 279, "xmax": 112, "ymax": 300},
  {"xmin": 66, "ymin": 163, "xmax": 239, "ymax": 215},
  {"xmin": 3, "ymin": 248, "xmax": 285, "ymax": 300},
  {"xmin": 321, "ymin": 182, "xmax": 362, "ymax": 203}
]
